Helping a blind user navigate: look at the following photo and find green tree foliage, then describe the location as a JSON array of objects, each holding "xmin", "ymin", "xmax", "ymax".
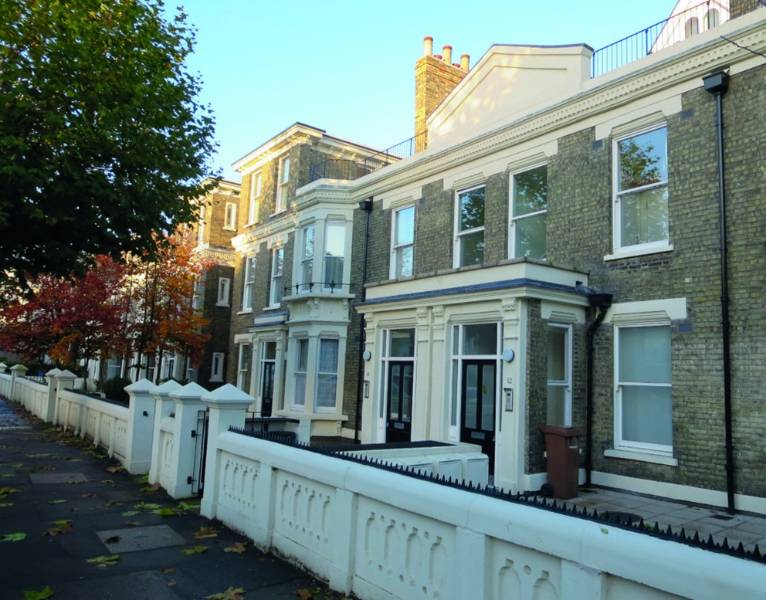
[{"xmin": 0, "ymin": 0, "xmax": 217, "ymax": 288}]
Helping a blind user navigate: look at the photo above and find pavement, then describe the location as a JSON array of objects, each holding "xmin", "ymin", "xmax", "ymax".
[
  {"xmin": 565, "ymin": 487, "xmax": 766, "ymax": 550},
  {"xmin": 0, "ymin": 396, "xmax": 346, "ymax": 600}
]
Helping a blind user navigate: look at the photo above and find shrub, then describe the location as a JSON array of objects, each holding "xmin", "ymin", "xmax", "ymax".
[{"xmin": 100, "ymin": 376, "xmax": 131, "ymax": 405}]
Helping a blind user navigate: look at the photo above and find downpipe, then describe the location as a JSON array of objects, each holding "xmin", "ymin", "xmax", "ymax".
[{"xmin": 703, "ymin": 70, "xmax": 736, "ymax": 513}]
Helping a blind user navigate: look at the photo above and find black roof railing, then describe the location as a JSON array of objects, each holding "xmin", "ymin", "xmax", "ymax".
[
  {"xmin": 230, "ymin": 427, "xmax": 766, "ymax": 566},
  {"xmin": 591, "ymin": 0, "xmax": 731, "ymax": 78},
  {"xmin": 284, "ymin": 281, "xmax": 354, "ymax": 296}
]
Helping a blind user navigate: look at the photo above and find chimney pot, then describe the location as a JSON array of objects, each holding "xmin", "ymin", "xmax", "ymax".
[
  {"xmin": 460, "ymin": 53, "xmax": 470, "ymax": 71},
  {"xmin": 423, "ymin": 36, "xmax": 433, "ymax": 56},
  {"xmin": 442, "ymin": 45, "xmax": 452, "ymax": 64}
]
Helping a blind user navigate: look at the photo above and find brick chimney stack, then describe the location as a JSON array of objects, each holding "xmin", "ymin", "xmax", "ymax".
[{"xmin": 414, "ymin": 36, "xmax": 470, "ymax": 153}]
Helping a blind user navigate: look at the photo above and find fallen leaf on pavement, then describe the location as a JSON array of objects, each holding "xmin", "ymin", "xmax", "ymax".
[
  {"xmin": 0, "ymin": 486, "xmax": 19, "ymax": 497},
  {"xmin": 168, "ymin": 579, "xmax": 177, "ymax": 587},
  {"xmin": 152, "ymin": 507, "xmax": 179, "ymax": 517},
  {"xmin": 23, "ymin": 586, "xmax": 54, "ymax": 600},
  {"xmin": 101, "ymin": 479, "xmax": 115, "ymax": 486},
  {"xmin": 206, "ymin": 586, "xmax": 246, "ymax": 600},
  {"xmin": 134, "ymin": 502, "xmax": 161, "ymax": 511},
  {"xmin": 223, "ymin": 542, "xmax": 247, "ymax": 554},
  {"xmin": 1, "ymin": 532, "xmax": 27, "ymax": 542},
  {"xmin": 177, "ymin": 501, "xmax": 200, "ymax": 512},
  {"xmin": 46, "ymin": 519, "xmax": 73, "ymax": 536},
  {"xmin": 105, "ymin": 465, "xmax": 124, "ymax": 474},
  {"xmin": 48, "ymin": 499, "xmax": 67, "ymax": 504},
  {"xmin": 124, "ymin": 521, "xmax": 142, "ymax": 527},
  {"xmin": 0, "ymin": 502, "xmax": 12, "ymax": 508},
  {"xmin": 194, "ymin": 526, "xmax": 218, "ymax": 539},
  {"xmin": 161, "ymin": 568, "xmax": 176, "ymax": 574},
  {"xmin": 121, "ymin": 510, "xmax": 140, "ymax": 517},
  {"xmin": 182, "ymin": 545, "xmax": 208, "ymax": 555},
  {"xmin": 86, "ymin": 554, "xmax": 120, "ymax": 567},
  {"xmin": 80, "ymin": 492, "xmax": 96, "ymax": 499},
  {"xmin": 296, "ymin": 589, "xmax": 313, "ymax": 600}
]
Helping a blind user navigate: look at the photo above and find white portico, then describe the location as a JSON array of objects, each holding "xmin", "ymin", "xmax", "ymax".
[{"xmin": 357, "ymin": 260, "xmax": 588, "ymax": 492}]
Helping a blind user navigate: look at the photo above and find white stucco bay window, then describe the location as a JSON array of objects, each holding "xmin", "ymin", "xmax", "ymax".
[
  {"xmin": 316, "ymin": 338, "xmax": 339, "ymax": 411},
  {"xmin": 323, "ymin": 221, "xmax": 345, "ymax": 290},
  {"xmin": 454, "ymin": 185, "xmax": 485, "ymax": 267},
  {"xmin": 300, "ymin": 224, "xmax": 314, "ymax": 293},
  {"xmin": 510, "ymin": 164, "xmax": 548, "ymax": 260},
  {"xmin": 293, "ymin": 338, "xmax": 309, "ymax": 408},
  {"xmin": 614, "ymin": 324, "xmax": 673, "ymax": 456},
  {"xmin": 390, "ymin": 205, "xmax": 415, "ymax": 278},
  {"xmin": 611, "ymin": 124, "xmax": 670, "ymax": 258}
]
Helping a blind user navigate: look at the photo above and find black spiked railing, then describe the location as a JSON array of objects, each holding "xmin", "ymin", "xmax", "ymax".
[
  {"xmin": 591, "ymin": 0, "xmax": 730, "ymax": 78},
  {"xmin": 230, "ymin": 427, "xmax": 766, "ymax": 566},
  {"xmin": 285, "ymin": 282, "xmax": 353, "ymax": 296}
]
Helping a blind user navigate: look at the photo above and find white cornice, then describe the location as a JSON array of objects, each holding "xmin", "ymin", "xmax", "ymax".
[{"xmin": 343, "ymin": 12, "xmax": 766, "ymax": 201}]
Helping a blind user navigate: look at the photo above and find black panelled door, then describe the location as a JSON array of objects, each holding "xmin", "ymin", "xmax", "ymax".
[
  {"xmin": 460, "ymin": 360, "xmax": 496, "ymax": 470},
  {"xmin": 261, "ymin": 362, "xmax": 274, "ymax": 417},
  {"xmin": 386, "ymin": 361, "xmax": 413, "ymax": 442}
]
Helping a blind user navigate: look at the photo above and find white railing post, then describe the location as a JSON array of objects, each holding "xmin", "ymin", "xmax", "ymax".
[
  {"xmin": 124, "ymin": 379, "xmax": 158, "ymax": 474},
  {"xmin": 54, "ymin": 370, "xmax": 77, "ymax": 427},
  {"xmin": 149, "ymin": 380, "xmax": 183, "ymax": 485},
  {"xmin": 200, "ymin": 384, "xmax": 252, "ymax": 520},
  {"xmin": 43, "ymin": 368, "xmax": 61, "ymax": 423},
  {"xmin": 9, "ymin": 364, "xmax": 27, "ymax": 402},
  {"xmin": 167, "ymin": 382, "xmax": 208, "ymax": 499}
]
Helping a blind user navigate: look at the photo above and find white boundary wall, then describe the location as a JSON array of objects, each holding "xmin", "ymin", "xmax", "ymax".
[
  {"xmin": 203, "ymin": 430, "xmax": 766, "ymax": 600},
  {"xmin": 57, "ymin": 389, "xmax": 130, "ymax": 461}
]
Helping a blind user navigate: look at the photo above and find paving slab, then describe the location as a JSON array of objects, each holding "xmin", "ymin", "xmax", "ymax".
[
  {"xmin": 97, "ymin": 525, "xmax": 186, "ymax": 553},
  {"xmin": 30, "ymin": 472, "xmax": 88, "ymax": 484}
]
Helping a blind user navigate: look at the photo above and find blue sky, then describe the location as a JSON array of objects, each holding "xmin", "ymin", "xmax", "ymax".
[{"xmin": 175, "ymin": 0, "xmax": 678, "ymax": 180}]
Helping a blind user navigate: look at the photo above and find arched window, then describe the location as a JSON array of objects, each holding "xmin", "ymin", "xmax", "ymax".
[
  {"xmin": 705, "ymin": 9, "xmax": 720, "ymax": 29},
  {"xmin": 685, "ymin": 17, "xmax": 700, "ymax": 39}
]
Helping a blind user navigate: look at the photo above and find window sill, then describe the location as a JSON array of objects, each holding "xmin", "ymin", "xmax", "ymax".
[
  {"xmin": 216, "ymin": 302, "xmax": 230, "ymax": 308},
  {"xmin": 270, "ymin": 209, "xmax": 288, "ymax": 218},
  {"xmin": 237, "ymin": 309, "xmax": 253, "ymax": 315},
  {"xmin": 604, "ymin": 243, "xmax": 673, "ymax": 262},
  {"xmin": 223, "ymin": 226, "xmax": 237, "ymax": 232},
  {"xmin": 604, "ymin": 448, "xmax": 678, "ymax": 466},
  {"xmin": 263, "ymin": 305, "xmax": 282, "ymax": 311}
]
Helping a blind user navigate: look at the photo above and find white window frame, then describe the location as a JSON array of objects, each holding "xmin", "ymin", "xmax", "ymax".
[
  {"xmin": 453, "ymin": 184, "xmax": 486, "ymax": 268},
  {"xmin": 210, "ymin": 352, "xmax": 224, "ymax": 383},
  {"xmin": 216, "ymin": 277, "xmax": 230, "ymax": 307},
  {"xmin": 611, "ymin": 123, "xmax": 671, "ymax": 257},
  {"xmin": 164, "ymin": 354, "xmax": 176, "ymax": 381},
  {"xmin": 613, "ymin": 322, "xmax": 673, "ymax": 456},
  {"xmin": 377, "ymin": 328, "xmax": 416, "ymax": 440},
  {"xmin": 274, "ymin": 156, "xmax": 290, "ymax": 214},
  {"xmin": 248, "ymin": 172, "xmax": 262, "ymax": 225},
  {"xmin": 322, "ymin": 220, "xmax": 346, "ymax": 292},
  {"xmin": 546, "ymin": 323, "xmax": 572, "ymax": 427},
  {"xmin": 236, "ymin": 344, "xmax": 251, "ymax": 391},
  {"xmin": 509, "ymin": 163, "xmax": 548, "ymax": 260},
  {"xmin": 390, "ymin": 204, "xmax": 415, "ymax": 279},
  {"xmin": 300, "ymin": 224, "xmax": 315, "ymax": 293},
  {"xmin": 269, "ymin": 246, "xmax": 284, "ymax": 308},
  {"xmin": 315, "ymin": 337, "xmax": 340, "ymax": 412},
  {"xmin": 447, "ymin": 322, "xmax": 502, "ymax": 441},
  {"xmin": 259, "ymin": 340, "xmax": 277, "ymax": 400},
  {"xmin": 293, "ymin": 338, "xmax": 309, "ymax": 409},
  {"xmin": 191, "ymin": 275, "xmax": 205, "ymax": 310},
  {"xmin": 224, "ymin": 202, "xmax": 237, "ymax": 230},
  {"xmin": 241, "ymin": 256, "xmax": 255, "ymax": 312}
]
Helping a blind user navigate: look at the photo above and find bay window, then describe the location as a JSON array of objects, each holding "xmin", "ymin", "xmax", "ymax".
[
  {"xmin": 323, "ymin": 221, "xmax": 345, "ymax": 290},
  {"xmin": 510, "ymin": 164, "xmax": 548, "ymax": 259},
  {"xmin": 294, "ymin": 338, "xmax": 309, "ymax": 407},
  {"xmin": 316, "ymin": 338, "xmax": 339, "ymax": 410},
  {"xmin": 615, "ymin": 324, "xmax": 673, "ymax": 453},
  {"xmin": 613, "ymin": 125, "xmax": 669, "ymax": 254},
  {"xmin": 300, "ymin": 224, "xmax": 314, "ymax": 292},
  {"xmin": 391, "ymin": 205, "xmax": 415, "ymax": 278},
  {"xmin": 454, "ymin": 185, "xmax": 485, "ymax": 267}
]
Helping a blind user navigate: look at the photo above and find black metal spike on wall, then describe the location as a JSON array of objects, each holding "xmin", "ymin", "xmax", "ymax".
[{"xmin": 228, "ymin": 427, "xmax": 766, "ymax": 566}]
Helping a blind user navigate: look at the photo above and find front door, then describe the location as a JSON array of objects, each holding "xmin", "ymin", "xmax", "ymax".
[
  {"xmin": 461, "ymin": 360, "xmax": 496, "ymax": 469},
  {"xmin": 386, "ymin": 361, "xmax": 413, "ymax": 442},
  {"xmin": 261, "ymin": 361, "xmax": 274, "ymax": 417}
]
